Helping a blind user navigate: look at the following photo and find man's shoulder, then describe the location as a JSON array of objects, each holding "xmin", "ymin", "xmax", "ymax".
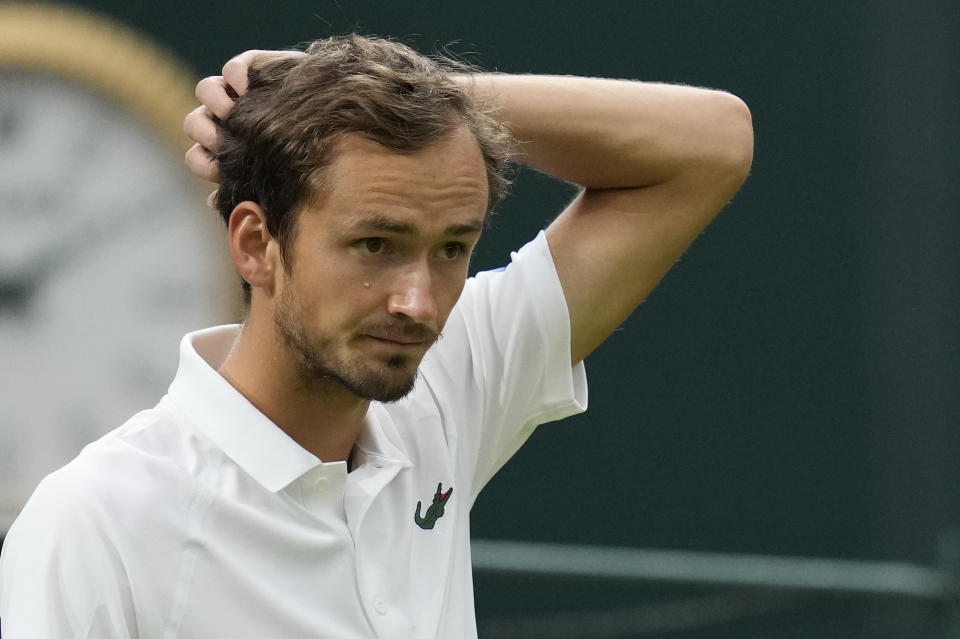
[
  {"xmin": 0, "ymin": 409, "xmax": 196, "ymax": 633},
  {"xmin": 17, "ymin": 402, "xmax": 214, "ymax": 534}
]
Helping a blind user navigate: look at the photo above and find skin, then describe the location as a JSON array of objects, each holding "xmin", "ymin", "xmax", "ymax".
[{"xmin": 218, "ymin": 128, "xmax": 489, "ymax": 463}]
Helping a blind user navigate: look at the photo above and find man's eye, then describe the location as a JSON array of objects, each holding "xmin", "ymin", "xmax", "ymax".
[
  {"xmin": 442, "ymin": 243, "xmax": 465, "ymax": 260},
  {"xmin": 361, "ymin": 238, "xmax": 384, "ymax": 254}
]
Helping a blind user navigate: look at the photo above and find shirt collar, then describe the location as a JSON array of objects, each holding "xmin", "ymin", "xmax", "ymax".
[
  {"xmin": 168, "ymin": 325, "xmax": 323, "ymax": 493},
  {"xmin": 166, "ymin": 325, "xmax": 410, "ymax": 492}
]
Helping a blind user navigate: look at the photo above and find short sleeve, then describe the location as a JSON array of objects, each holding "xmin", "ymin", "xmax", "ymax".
[
  {"xmin": 422, "ymin": 231, "xmax": 588, "ymax": 500},
  {"xmin": 0, "ymin": 467, "xmax": 137, "ymax": 638}
]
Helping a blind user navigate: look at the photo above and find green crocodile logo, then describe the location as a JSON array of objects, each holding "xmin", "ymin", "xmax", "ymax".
[{"xmin": 414, "ymin": 483, "xmax": 453, "ymax": 530}]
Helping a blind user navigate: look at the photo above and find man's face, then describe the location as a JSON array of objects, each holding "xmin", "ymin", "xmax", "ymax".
[{"xmin": 272, "ymin": 128, "xmax": 489, "ymax": 402}]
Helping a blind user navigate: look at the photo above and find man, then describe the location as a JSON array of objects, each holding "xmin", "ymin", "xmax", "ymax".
[{"xmin": 0, "ymin": 35, "xmax": 752, "ymax": 638}]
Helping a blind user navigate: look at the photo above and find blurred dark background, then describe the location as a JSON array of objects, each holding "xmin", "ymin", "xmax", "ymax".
[{"xmin": 6, "ymin": 0, "xmax": 960, "ymax": 636}]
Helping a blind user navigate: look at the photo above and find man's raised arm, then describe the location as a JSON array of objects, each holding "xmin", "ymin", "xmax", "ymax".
[{"xmin": 460, "ymin": 74, "xmax": 753, "ymax": 364}]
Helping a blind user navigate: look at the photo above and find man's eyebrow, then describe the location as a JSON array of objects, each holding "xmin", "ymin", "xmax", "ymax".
[
  {"xmin": 351, "ymin": 214, "xmax": 414, "ymax": 234},
  {"xmin": 350, "ymin": 213, "xmax": 484, "ymax": 236},
  {"xmin": 445, "ymin": 220, "xmax": 485, "ymax": 236}
]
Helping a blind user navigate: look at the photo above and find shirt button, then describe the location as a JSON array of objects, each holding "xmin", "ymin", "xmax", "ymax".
[
  {"xmin": 374, "ymin": 599, "xmax": 388, "ymax": 615},
  {"xmin": 313, "ymin": 476, "xmax": 329, "ymax": 490},
  {"xmin": 373, "ymin": 460, "xmax": 385, "ymax": 469}
]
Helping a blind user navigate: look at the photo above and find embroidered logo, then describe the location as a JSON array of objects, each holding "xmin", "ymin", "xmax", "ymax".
[{"xmin": 414, "ymin": 483, "xmax": 453, "ymax": 530}]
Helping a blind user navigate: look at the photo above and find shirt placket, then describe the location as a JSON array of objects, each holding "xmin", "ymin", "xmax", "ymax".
[{"xmin": 344, "ymin": 457, "xmax": 409, "ymax": 637}]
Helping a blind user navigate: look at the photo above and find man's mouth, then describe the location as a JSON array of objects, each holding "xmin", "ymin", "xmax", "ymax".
[
  {"xmin": 362, "ymin": 321, "xmax": 439, "ymax": 347},
  {"xmin": 366, "ymin": 334, "xmax": 425, "ymax": 346}
]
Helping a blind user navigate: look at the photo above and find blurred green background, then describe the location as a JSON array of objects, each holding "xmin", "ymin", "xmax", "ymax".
[{"xmin": 6, "ymin": 0, "xmax": 960, "ymax": 636}]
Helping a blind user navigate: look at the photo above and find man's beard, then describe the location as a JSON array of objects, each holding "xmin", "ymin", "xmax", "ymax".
[{"xmin": 273, "ymin": 285, "xmax": 439, "ymax": 403}]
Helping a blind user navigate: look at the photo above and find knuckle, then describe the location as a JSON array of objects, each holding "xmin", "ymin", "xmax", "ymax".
[
  {"xmin": 222, "ymin": 56, "xmax": 244, "ymax": 78},
  {"xmin": 194, "ymin": 76, "xmax": 211, "ymax": 100},
  {"xmin": 183, "ymin": 107, "xmax": 201, "ymax": 131}
]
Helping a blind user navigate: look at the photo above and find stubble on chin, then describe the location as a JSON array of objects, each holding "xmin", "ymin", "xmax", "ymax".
[{"xmin": 273, "ymin": 300, "xmax": 426, "ymax": 403}]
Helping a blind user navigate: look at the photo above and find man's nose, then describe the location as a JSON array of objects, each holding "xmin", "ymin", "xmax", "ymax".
[{"xmin": 387, "ymin": 264, "xmax": 438, "ymax": 324}]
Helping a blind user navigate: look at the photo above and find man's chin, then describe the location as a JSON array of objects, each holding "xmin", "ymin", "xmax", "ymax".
[
  {"xmin": 288, "ymin": 338, "xmax": 423, "ymax": 402},
  {"xmin": 350, "ymin": 371, "xmax": 418, "ymax": 403},
  {"xmin": 333, "ymin": 355, "xmax": 420, "ymax": 403}
]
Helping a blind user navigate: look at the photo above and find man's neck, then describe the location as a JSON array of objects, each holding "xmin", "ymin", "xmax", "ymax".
[{"xmin": 217, "ymin": 318, "xmax": 369, "ymax": 464}]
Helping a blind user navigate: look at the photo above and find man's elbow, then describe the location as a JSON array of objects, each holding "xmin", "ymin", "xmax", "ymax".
[{"xmin": 710, "ymin": 91, "xmax": 754, "ymax": 185}]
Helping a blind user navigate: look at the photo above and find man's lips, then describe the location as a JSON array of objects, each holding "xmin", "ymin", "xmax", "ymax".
[
  {"xmin": 361, "ymin": 321, "xmax": 439, "ymax": 347},
  {"xmin": 366, "ymin": 334, "xmax": 425, "ymax": 346}
]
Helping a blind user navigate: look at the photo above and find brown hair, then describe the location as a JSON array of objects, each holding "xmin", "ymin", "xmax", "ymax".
[{"xmin": 215, "ymin": 34, "xmax": 514, "ymax": 301}]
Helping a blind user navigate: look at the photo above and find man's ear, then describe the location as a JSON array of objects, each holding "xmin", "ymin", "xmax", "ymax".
[{"xmin": 226, "ymin": 202, "xmax": 281, "ymax": 295}]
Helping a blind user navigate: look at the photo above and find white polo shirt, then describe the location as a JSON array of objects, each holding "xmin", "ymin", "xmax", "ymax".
[{"xmin": 0, "ymin": 231, "xmax": 587, "ymax": 638}]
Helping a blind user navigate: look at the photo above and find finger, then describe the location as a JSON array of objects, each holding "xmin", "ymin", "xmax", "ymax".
[
  {"xmin": 222, "ymin": 50, "xmax": 264, "ymax": 96},
  {"xmin": 195, "ymin": 76, "xmax": 236, "ymax": 120},
  {"xmin": 222, "ymin": 49, "xmax": 308, "ymax": 96},
  {"xmin": 183, "ymin": 105, "xmax": 221, "ymax": 151},
  {"xmin": 206, "ymin": 189, "xmax": 219, "ymax": 209},
  {"xmin": 185, "ymin": 143, "xmax": 220, "ymax": 183}
]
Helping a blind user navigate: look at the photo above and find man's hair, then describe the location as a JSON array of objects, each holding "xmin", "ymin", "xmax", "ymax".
[{"xmin": 215, "ymin": 34, "xmax": 515, "ymax": 302}]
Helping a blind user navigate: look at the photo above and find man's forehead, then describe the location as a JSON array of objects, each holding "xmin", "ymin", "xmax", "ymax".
[{"xmin": 308, "ymin": 129, "xmax": 490, "ymax": 227}]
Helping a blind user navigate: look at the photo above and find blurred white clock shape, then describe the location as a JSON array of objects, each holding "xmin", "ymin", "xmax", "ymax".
[{"xmin": 0, "ymin": 4, "xmax": 235, "ymax": 531}]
